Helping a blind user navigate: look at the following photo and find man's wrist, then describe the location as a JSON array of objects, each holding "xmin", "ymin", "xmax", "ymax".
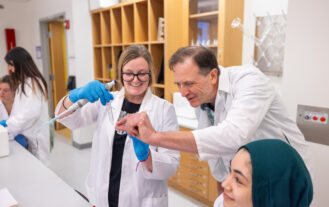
[{"xmin": 151, "ymin": 132, "xmax": 162, "ymax": 146}]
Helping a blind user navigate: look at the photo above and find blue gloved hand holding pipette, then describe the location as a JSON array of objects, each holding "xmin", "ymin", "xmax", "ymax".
[
  {"xmin": 34, "ymin": 80, "xmax": 116, "ymax": 134},
  {"xmin": 69, "ymin": 80, "xmax": 114, "ymax": 105},
  {"xmin": 130, "ymin": 136, "xmax": 150, "ymax": 161}
]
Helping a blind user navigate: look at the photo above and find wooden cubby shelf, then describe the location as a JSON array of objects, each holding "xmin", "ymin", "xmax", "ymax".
[
  {"xmin": 91, "ymin": 0, "xmax": 184, "ymax": 102},
  {"xmin": 189, "ymin": 11, "xmax": 218, "ymax": 19}
]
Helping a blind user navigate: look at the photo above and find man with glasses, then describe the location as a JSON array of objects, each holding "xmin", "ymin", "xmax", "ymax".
[{"xmin": 115, "ymin": 46, "xmax": 311, "ymax": 195}]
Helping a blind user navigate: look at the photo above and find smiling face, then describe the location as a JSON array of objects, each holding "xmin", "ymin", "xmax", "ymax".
[
  {"xmin": 173, "ymin": 57, "xmax": 218, "ymax": 107},
  {"xmin": 222, "ymin": 149, "xmax": 253, "ymax": 207},
  {"xmin": 122, "ymin": 57, "xmax": 150, "ymax": 104}
]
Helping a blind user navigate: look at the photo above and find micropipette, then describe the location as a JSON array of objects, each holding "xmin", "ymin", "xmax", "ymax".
[{"xmin": 35, "ymin": 80, "xmax": 116, "ymax": 132}]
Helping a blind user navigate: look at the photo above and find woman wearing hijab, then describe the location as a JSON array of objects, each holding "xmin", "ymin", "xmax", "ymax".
[{"xmin": 215, "ymin": 139, "xmax": 313, "ymax": 207}]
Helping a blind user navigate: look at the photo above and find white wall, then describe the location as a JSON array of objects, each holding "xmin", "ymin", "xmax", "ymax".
[
  {"xmin": 27, "ymin": 0, "xmax": 74, "ymax": 75},
  {"xmin": 282, "ymin": 0, "xmax": 329, "ymax": 206},
  {"xmin": 243, "ymin": 0, "xmax": 329, "ymax": 205},
  {"xmin": 0, "ymin": 0, "xmax": 95, "ymax": 145},
  {"xmin": 242, "ymin": 0, "xmax": 288, "ymax": 65},
  {"xmin": 71, "ymin": 0, "xmax": 95, "ymax": 145},
  {"xmin": 0, "ymin": 0, "xmax": 33, "ymax": 77},
  {"xmin": 71, "ymin": 0, "xmax": 93, "ymax": 87}
]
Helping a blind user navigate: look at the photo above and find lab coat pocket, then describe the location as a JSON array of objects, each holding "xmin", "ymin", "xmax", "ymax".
[{"xmin": 141, "ymin": 196, "xmax": 168, "ymax": 207}]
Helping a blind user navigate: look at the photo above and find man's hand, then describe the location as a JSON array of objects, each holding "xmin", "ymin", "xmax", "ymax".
[{"xmin": 115, "ymin": 112, "xmax": 157, "ymax": 145}]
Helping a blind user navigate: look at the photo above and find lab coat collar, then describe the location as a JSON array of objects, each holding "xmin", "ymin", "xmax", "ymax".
[
  {"xmin": 217, "ymin": 66, "xmax": 230, "ymax": 94},
  {"xmin": 111, "ymin": 87, "xmax": 153, "ymax": 112}
]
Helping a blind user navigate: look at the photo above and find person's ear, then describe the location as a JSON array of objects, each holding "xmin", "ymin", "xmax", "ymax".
[{"xmin": 209, "ymin": 68, "xmax": 219, "ymax": 84}]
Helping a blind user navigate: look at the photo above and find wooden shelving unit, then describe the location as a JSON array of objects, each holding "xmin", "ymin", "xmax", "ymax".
[
  {"xmin": 91, "ymin": 0, "xmax": 185, "ymax": 101},
  {"xmin": 185, "ymin": 0, "xmax": 244, "ymax": 66}
]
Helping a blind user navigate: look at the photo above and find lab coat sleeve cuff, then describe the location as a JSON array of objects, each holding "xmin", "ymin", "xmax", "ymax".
[
  {"xmin": 192, "ymin": 129, "xmax": 208, "ymax": 161},
  {"xmin": 54, "ymin": 96, "xmax": 83, "ymax": 128},
  {"xmin": 141, "ymin": 149, "xmax": 180, "ymax": 180}
]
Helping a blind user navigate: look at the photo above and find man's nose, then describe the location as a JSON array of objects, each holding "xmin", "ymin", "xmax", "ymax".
[{"xmin": 179, "ymin": 86, "xmax": 189, "ymax": 97}]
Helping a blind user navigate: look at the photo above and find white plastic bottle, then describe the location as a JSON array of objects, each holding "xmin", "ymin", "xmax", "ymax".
[{"xmin": 0, "ymin": 125, "xmax": 9, "ymax": 157}]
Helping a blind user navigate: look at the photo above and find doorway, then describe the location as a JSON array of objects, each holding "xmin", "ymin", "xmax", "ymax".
[{"xmin": 40, "ymin": 14, "xmax": 71, "ymax": 139}]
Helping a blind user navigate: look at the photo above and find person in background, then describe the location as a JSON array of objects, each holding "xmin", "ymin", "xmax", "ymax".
[
  {"xmin": 0, "ymin": 75, "xmax": 15, "ymax": 120},
  {"xmin": 214, "ymin": 139, "xmax": 313, "ymax": 207},
  {"xmin": 115, "ymin": 46, "xmax": 311, "ymax": 195},
  {"xmin": 1, "ymin": 47, "xmax": 50, "ymax": 165},
  {"xmin": 55, "ymin": 44, "xmax": 180, "ymax": 207},
  {"xmin": 0, "ymin": 75, "xmax": 27, "ymax": 147}
]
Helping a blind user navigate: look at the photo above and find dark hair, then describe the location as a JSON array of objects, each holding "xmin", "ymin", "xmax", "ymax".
[
  {"xmin": 4, "ymin": 47, "xmax": 48, "ymax": 100},
  {"xmin": 169, "ymin": 46, "xmax": 220, "ymax": 76},
  {"xmin": 117, "ymin": 44, "xmax": 155, "ymax": 90},
  {"xmin": 0, "ymin": 75, "xmax": 14, "ymax": 90}
]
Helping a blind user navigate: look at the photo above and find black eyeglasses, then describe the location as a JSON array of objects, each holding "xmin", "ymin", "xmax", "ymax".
[{"xmin": 122, "ymin": 72, "xmax": 151, "ymax": 82}]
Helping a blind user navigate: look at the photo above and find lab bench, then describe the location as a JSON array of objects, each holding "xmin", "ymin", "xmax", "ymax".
[{"xmin": 0, "ymin": 141, "xmax": 91, "ymax": 207}]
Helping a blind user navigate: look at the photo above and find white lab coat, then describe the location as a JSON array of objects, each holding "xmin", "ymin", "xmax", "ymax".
[
  {"xmin": 213, "ymin": 194, "xmax": 224, "ymax": 207},
  {"xmin": 56, "ymin": 88, "xmax": 180, "ymax": 207},
  {"xmin": 192, "ymin": 65, "xmax": 311, "ymax": 182},
  {"xmin": 0, "ymin": 101, "xmax": 9, "ymax": 121},
  {"xmin": 6, "ymin": 78, "xmax": 50, "ymax": 165}
]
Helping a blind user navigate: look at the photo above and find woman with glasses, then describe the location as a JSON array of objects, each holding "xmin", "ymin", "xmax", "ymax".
[{"xmin": 55, "ymin": 44, "xmax": 180, "ymax": 207}]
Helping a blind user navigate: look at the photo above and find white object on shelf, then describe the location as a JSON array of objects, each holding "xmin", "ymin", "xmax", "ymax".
[
  {"xmin": 89, "ymin": 0, "xmax": 119, "ymax": 10},
  {"xmin": 0, "ymin": 126, "xmax": 9, "ymax": 157},
  {"xmin": 173, "ymin": 92, "xmax": 198, "ymax": 129},
  {"xmin": 0, "ymin": 188, "xmax": 18, "ymax": 207},
  {"xmin": 157, "ymin": 17, "xmax": 165, "ymax": 41}
]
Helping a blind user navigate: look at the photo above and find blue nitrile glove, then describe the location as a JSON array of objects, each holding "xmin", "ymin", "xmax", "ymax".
[
  {"xmin": 15, "ymin": 134, "xmax": 28, "ymax": 148},
  {"xmin": 130, "ymin": 136, "xmax": 150, "ymax": 161},
  {"xmin": 68, "ymin": 80, "xmax": 113, "ymax": 106},
  {"xmin": 0, "ymin": 120, "xmax": 7, "ymax": 127}
]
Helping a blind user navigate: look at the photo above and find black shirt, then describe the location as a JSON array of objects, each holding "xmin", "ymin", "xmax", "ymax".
[{"xmin": 108, "ymin": 99, "xmax": 141, "ymax": 207}]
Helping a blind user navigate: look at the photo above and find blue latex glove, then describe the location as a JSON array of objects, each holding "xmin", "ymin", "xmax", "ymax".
[
  {"xmin": 68, "ymin": 80, "xmax": 113, "ymax": 106},
  {"xmin": 130, "ymin": 136, "xmax": 150, "ymax": 161},
  {"xmin": 15, "ymin": 134, "xmax": 28, "ymax": 148},
  {"xmin": 0, "ymin": 120, "xmax": 7, "ymax": 127}
]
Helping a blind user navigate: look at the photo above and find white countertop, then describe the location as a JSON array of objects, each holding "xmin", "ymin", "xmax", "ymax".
[{"xmin": 0, "ymin": 141, "xmax": 91, "ymax": 207}]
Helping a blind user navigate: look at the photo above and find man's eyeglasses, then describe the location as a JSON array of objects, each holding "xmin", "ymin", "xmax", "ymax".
[{"xmin": 122, "ymin": 72, "xmax": 151, "ymax": 82}]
